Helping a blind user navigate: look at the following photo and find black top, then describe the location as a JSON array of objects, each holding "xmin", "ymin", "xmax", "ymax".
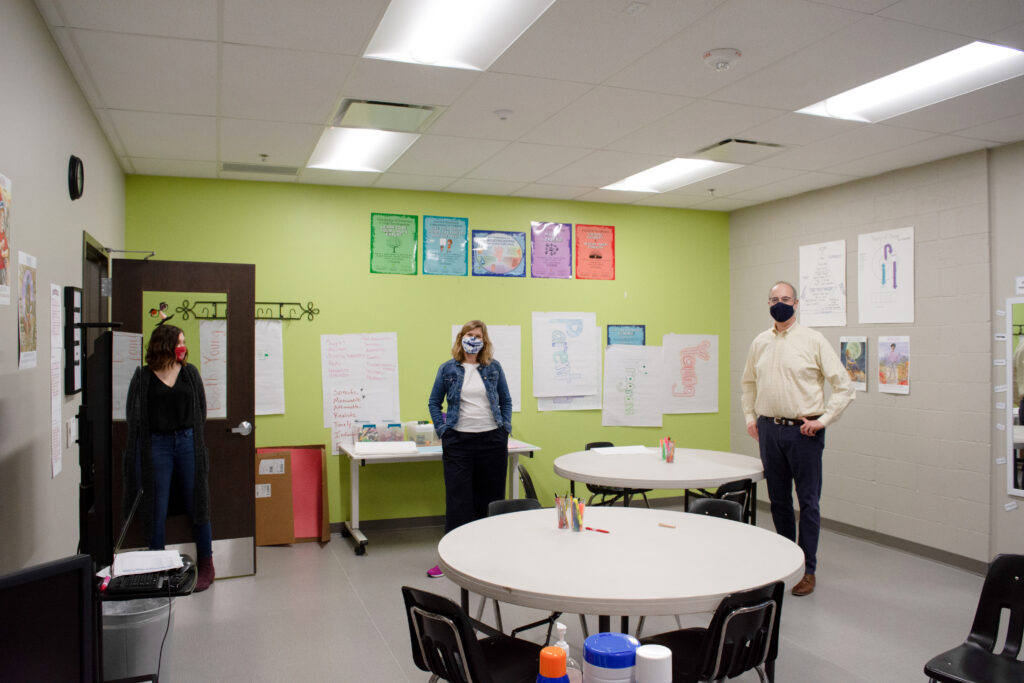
[{"xmin": 147, "ymin": 367, "xmax": 193, "ymax": 433}]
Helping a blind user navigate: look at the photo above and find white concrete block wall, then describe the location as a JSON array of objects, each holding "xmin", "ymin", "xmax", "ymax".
[{"xmin": 729, "ymin": 150, "xmax": 991, "ymax": 562}]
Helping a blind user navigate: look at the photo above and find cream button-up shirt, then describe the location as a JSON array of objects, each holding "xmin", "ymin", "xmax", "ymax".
[{"xmin": 741, "ymin": 323, "xmax": 854, "ymax": 427}]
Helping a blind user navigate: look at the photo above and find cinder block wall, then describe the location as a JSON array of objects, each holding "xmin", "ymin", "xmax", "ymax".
[{"xmin": 729, "ymin": 150, "xmax": 991, "ymax": 563}]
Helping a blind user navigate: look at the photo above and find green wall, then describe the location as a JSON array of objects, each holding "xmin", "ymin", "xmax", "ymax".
[{"xmin": 125, "ymin": 176, "xmax": 730, "ymax": 524}]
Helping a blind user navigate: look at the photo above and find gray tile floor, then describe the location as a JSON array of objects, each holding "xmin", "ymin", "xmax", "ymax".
[{"xmin": 165, "ymin": 513, "xmax": 984, "ymax": 682}]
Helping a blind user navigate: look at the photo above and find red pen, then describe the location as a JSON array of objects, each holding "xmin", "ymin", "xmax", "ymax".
[{"xmin": 585, "ymin": 526, "xmax": 610, "ymax": 534}]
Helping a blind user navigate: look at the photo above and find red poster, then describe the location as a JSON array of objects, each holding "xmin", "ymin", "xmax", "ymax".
[{"xmin": 575, "ymin": 224, "xmax": 614, "ymax": 280}]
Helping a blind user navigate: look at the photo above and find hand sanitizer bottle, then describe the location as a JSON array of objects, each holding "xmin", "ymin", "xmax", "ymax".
[{"xmin": 554, "ymin": 622, "xmax": 583, "ymax": 682}]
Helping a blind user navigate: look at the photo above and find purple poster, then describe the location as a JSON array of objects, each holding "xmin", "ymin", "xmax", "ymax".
[{"xmin": 530, "ymin": 222, "xmax": 572, "ymax": 279}]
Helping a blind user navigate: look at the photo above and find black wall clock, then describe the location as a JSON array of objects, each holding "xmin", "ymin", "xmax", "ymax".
[{"xmin": 68, "ymin": 155, "xmax": 84, "ymax": 200}]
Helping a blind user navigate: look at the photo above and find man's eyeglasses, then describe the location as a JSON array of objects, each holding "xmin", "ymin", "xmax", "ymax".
[{"xmin": 769, "ymin": 297, "xmax": 795, "ymax": 305}]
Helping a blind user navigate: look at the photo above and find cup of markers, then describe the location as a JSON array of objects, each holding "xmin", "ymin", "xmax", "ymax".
[
  {"xmin": 555, "ymin": 495, "xmax": 585, "ymax": 531},
  {"xmin": 555, "ymin": 495, "xmax": 569, "ymax": 529},
  {"xmin": 661, "ymin": 436, "xmax": 675, "ymax": 463}
]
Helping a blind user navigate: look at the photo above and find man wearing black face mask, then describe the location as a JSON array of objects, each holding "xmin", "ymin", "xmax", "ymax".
[{"xmin": 741, "ymin": 281, "xmax": 854, "ymax": 597}]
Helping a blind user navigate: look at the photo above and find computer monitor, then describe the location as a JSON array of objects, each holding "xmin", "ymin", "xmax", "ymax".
[{"xmin": 0, "ymin": 554, "xmax": 98, "ymax": 682}]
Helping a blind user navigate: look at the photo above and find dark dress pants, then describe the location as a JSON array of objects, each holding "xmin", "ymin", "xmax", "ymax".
[
  {"xmin": 757, "ymin": 416, "xmax": 824, "ymax": 575},
  {"xmin": 441, "ymin": 428, "xmax": 509, "ymax": 533}
]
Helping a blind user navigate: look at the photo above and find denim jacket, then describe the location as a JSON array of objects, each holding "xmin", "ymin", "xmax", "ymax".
[{"xmin": 428, "ymin": 359, "xmax": 512, "ymax": 437}]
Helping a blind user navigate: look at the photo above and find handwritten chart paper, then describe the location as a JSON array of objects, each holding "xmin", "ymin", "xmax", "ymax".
[
  {"xmin": 532, "ymin": 312, "xmax": 598, "ymax": 397},
  {"xmin": 451, "ymin": 324, "xmax": 522, "ymax": 412},
  {"xmin": 663, "ymin": 334, "xmax": 718, "ymax": 414},
  {"xmin": 321, "ymin": 333, "xmax": 400, "ymax": 452},
  {"xmin": 858, "ymin": 227, "xmax": 914, "ymax": 323},
  {"xmin": 538, "ymin": 333, "xmax": 602, "ymax": 411},
  {"xmin": 602, "ymin": 345, "xmax": 663, "ymax": 427},
  {"xmin": 255, "ymin": 320, "xmax": 285, "ymax": 415},
  {"xmin": 199, "ymin": 320, "xmax": 228, "ymax": 419},
  {"xmin": 799, "ymin": 240, "xmax": 846, "ymax": 327},
  {"xmin": 112, "ymin": 332, "xmax": 143, "ymax": 421}
]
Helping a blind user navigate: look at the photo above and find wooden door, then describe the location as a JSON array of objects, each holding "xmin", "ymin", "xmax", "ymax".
[{"xmin": 111, "ymin": 259, "xmax": 256, "ymax": 577}]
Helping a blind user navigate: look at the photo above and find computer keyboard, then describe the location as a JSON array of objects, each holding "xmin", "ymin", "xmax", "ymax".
[{"xmin": 106, "ymin": 571, "xmax": 165, "ymax": 594}]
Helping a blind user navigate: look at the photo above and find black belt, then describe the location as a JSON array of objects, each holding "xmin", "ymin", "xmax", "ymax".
[{"xmin": 765, "ymin": 415, "xmax": 820, "ymax": 426}]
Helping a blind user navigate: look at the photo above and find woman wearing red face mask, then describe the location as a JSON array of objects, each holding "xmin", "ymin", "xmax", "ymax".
[{"xmin": 123, "ymin": 323, "xmax": 215, "ymax": 591}]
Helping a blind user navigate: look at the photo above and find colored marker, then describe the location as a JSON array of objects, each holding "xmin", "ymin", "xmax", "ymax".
[{"xmin": 585, "ymin": 526, "xmax": 610, "ymax": 534}]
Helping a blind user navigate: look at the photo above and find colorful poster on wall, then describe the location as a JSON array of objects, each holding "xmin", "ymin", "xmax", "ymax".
[
  {"xmin": 840, "ymin": 336, "xmax": 868, "ymax": 392},
  {"xmin": 370, "ymin": 213, "xmax": 418, "ymax": 275},
  {"xmin": 472, "ymin": 230, "xmax": 526, "ymax": 277},
  {"xmin": 799, "ymin": 239, "xmax": 846, "ymax": 327},
  {"xmin": 662, "ymin": 334, "xmax": 718, "ymax": 414},
  {"xmin": 607, "ymin": 324, "xmax": 644, "ymax": 346},
  {"xmin": 18, "ymin": 251, "xmax": 37, "ymax": 368},
  {"xmin": 602, "ymin": 345, "xmax": 663, "ymax": 427},
  {"xmin": 530, "ymin": 222, "xmax": 572, "ymax": 278},
  {"xmin": 575, "ymin": 224, "xmax": 614, "ymax": 280},
  {"xmin": 878, "ymin": 335, "xmax": 909, "ymax": 394},
  {"xmin": 531, "ymin": 311, "xmax": 599, "ymax": 397},
  {"xmin": 858, "ymin": 227, "xmax": 914, "ymax": 323},
  {"xmin": 423, "ymin": 215, "xmax": 468, "ymax": 276},
  {"xmin": 0, "ymin": 173, "xmax": 11, "ymax": 305}
]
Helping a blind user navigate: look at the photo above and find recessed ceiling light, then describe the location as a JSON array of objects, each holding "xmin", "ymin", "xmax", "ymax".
[
  {"xmin": 603, "ymin": 158, "xmax": 742, "ymax": 193},
  {"xmin": 306, "ymin": 128, "xmax": 419, "ymax": 172},
  {"xmin": 364, "ymin": 0, "xmax": 557, "ymax": 71},
  {"xmin": 797, "ymin": 41, "xmax": 1024, "ymax": 123}
]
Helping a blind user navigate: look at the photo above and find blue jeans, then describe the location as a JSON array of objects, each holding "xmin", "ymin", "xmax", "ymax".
[
  {"xmin": 757, "ymin": 416, "xmax": 824, "ymax": 575},
  {"xmin": 149, "ymin": 428, "xmax": 213, "ymax": 558}
]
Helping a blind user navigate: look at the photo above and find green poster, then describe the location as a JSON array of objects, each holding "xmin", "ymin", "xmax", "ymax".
[{"xmin": 370, "ymin": 213, "xmax": 418, "ymax": 275}]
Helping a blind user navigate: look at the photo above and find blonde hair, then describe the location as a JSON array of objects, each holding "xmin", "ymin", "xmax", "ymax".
[{"xmin": 452, "ymin": 320, "xmax": 493, "ymax": 365}]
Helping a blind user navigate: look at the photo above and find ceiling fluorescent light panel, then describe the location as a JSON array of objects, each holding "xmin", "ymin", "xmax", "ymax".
[
  {"xmin": 307, "ymin": 128, "xmax": 419, "ymax": 173},
  {"xmin": 603, "ymin": 158, "xmax": 742, "ymax": 193},
  {"xmin": 365, "ymin": 0, "xmax": 557, "ymax": 71},
  {"xmin": 798, "ymin": 41, "xmax": 1024, "ymax": 123}
]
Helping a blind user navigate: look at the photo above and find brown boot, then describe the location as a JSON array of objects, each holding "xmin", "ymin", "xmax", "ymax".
[
  {"xmin": 195, "ymin": 556, "xmax": 215, "ymax": 592},
  {"xmin": 792, "ymin": 573, "xmax": 815, "ymax": 596}
]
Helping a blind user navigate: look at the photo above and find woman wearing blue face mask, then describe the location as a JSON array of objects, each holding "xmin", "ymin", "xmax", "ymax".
[{"xmin": 425, "ymin": 320, "xmax": 513, "ymax": 578}]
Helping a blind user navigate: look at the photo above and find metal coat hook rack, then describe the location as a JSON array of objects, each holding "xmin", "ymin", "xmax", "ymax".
[{"xmin": 176, "ymin": 299, "xmax": 319, "ymax": 321}]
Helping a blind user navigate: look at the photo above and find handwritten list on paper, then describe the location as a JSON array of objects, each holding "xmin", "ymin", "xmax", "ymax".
[
  {"xmin": 799, "ymin": 240, "xmax": 846, "ymax": 327},
  {"xmin": 200, "ymin": 320, "xmax": 228, "ymax": 419},
  {"xmin": 112, "ymin": 331, "xmax": 144, "ymax": 421},
  {"xmin": 321, "ymin": 333, "xmax": 400, "ymax": 453}
]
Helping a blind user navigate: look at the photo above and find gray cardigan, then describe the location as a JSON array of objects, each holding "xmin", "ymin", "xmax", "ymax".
[{"xmin": 122, "ymin": 362, "xmax": 211, "ymax": 540}]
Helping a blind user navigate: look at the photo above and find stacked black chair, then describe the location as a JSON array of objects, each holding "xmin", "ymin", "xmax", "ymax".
[
  {"xmin": 685, "ymin": 477, "xmax": 754, "ymax": 524},
  {"xmin": 583, "ymin": 441, "xmax": 651, "ymax": 508}
]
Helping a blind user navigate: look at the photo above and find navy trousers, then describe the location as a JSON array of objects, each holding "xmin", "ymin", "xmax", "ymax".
[
  {"xmin": 441, "ymin": 428, "xmax": 508, "ymax": 533},
  {"xmin": 757, "ymin": 416, "xmax": 824, "ymax": 575},
  {"xmin": 149, "ymin": 428, "xmax": 213, "ymax": 558}
]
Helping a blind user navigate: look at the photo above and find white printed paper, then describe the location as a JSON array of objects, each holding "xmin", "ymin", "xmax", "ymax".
[
  {"xmin": 663, "ymin": 334, "xmax": 718, "ymax": 414},
  {"xmin": 858, "ymin": 227, "xmax": 914, "ymax": 323},
  {"xmin": 602, "ymin": 345, "xmax": 663, "ymax": 427},
  {"xmin": 51, "ymin": 347, "xmax": 62, "ymax": 477},
  {"xmin": 532, "ymin": 312, "xmax": 598, "ymax": 397},
  {"xmin": 112, "ymin": 332, "xmax": 144, "ymax": 421},
  {"xmin": 451, "ymin": 324, "xmax": 522, "ymax": 412},
  {"xmin": 255, "ymin": 320, "xmax": 285, "ymax": 415},
  {"xmin": 199, "ymin": 320, "xmax": 228, "ymax": 418},
  {"xmin": 113, "ymin": 550, "xmax": 183, "ymax": 576},
  {"xmin": 322, "ymin": 333, "xmax": 400, "ymax": 453},
  {"xmin": 538, "ymin": 332, "xmax": 603, "ymax": 411},
  {"xmin": 255, "ymin": 483, "xmax": 272, "ymax": 498},
  {"xmin": 258, "ymin": 458, "xmax": 286, "ymax": 475},
  {"xmin": 799, "ymin": 240, "xmax": 846, "ymax": 327}
]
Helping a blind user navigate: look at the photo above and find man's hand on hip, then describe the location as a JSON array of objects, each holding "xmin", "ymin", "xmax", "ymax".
[{"xmin": 799, "ymin": 418, "xmax": 824, "ymax": 436}]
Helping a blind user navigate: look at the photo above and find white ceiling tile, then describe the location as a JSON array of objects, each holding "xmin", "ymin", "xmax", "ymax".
[
  {"xmin": 493, "ymin": 0, "xmax": 721, "ymax": 84},
  {"xmin": 731, "ymin": 171, "xmax": 858, "ymax": 201},
  {"xmin": 958, "ymin": 112, "xmax": 1024, "ymax": 143},
  {"xmin": 218, "ymin": 171, "xmax": 297, "ymax": 183},
  {"xmin": 372, "ymin": 173, "xmax": 457, "ymax": 192},
  {"xmin": 882, "ymin": 76, "xmax": 1024, "ymax": 134},
  {"xmin": 510, "ymin": 184, "xmax": 590, "ymax": 200},
  {"xmin": 50, "ymin": 28, "xmax": 103, "ymax": 108},
  {"xmin": 108, "ymin": 110, "xmax": 217, "ymax": 160},
  {"xmin": 221, "ymin": 44, "xmax": 356, "ymax": 124},
  {"xmin": 633, "ymin": 193, "xmax": 707, "ymax": 208},
  {"xmin": 988, "ymin": 20, "xmax": 1024, "ymax": 50},
  {"xmin": 686, "ymin": 196, "xmax": 761, "ymax": 211},
  {"xmin": 297, "ymin": 168, "xmax": 379, "ymax": 187},
  {"xmin": 824, "ymin": 134, "xmax": 993, "ymax": 176},
  {"xmin": 574, "ymin": 189, "xmax": 653, "ymax": 204},
  {"xmin": 606, "ymin": 100, "xmax": 780, "ymax": 155},
  {"xmin": 879, "ymin": 0, "xmax": 1024, "ymax": 38},
  {"xmin": 667, "ymin": 165, "xmax": 806, "ymax": 197},
  {"xmin": 387, "ymin": 136, "xmax": 508, "ymax": 177},
  {"xmin": 342, "ymin": 59, "xmax": 480, "ymax": 108},
  {"xmin": 56, "ymin": 0, "xmax": 218, "ymax": 39},
  {"xmin": 605, "ymin": 0, "xmax": 863, "ymax": 97},
  {"xmin": 222, "ymin": 0, "xmax": 387, "ymax": 54},
  {"xmin": 72, "ymin": 29, "xmax": 217, "ymax": 114},
  {"xmin": 220, "ymin": 119, "xmax": 322, "ymax": 166},
  {"xmin": 443, "ymin": 179, "xmax": 527, "ymax": 196},
  {"xmin": 761, "ymin": 124, "xmax": 935, "ymax": 172},
  {"xmin": 538, "ymin": 150, "xmax": 669, "ymax": 187},
  {"xmin": 466, "ymin": 143, "xmax": 590, "ymax": 183},
  {"xmin": 428, "ymin": 73, "xmax": 591, "ymax": 140},
  {"xmin": 129, "ymin": 158, "xmax": 219, "ymax": 178},
  {"xmin": 737, "ymin": 112, "xmax": 862, "ymax": 146},
  {"xmin": 521, "ymin": 86, "xmax": 689, "ymax": 148},
  {"xmin": 812, "ymin": 0, "xmax": 899, "ymax": 12}
]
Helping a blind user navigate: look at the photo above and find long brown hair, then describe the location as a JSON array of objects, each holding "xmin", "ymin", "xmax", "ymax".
[
  {"xmin": 146, "ymin": 324, "xmax": 185, "ymax": 369},
  {"xmin": 451, "ymin": 320, "xmax": 493, "ymax": 365}
]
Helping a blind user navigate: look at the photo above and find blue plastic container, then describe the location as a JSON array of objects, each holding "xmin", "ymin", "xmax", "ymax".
[{"xmin": 582, "ymin": 632, "xmax": 639, "ymax": 682}]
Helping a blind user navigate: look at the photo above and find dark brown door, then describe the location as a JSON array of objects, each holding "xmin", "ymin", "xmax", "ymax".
[{"xmin": 111, "ymin": 259, "xmax": 256, "ymax": 577}]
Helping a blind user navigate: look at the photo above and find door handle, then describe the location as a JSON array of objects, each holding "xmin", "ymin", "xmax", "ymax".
[{"xmin": 230, "ymin": 420, "xmax": 253, "ymax": 436}]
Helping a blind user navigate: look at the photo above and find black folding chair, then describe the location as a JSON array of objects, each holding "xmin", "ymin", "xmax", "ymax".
[{"xmin": 583, "ymin": 441, "xmax": 650, "ymax": 508}]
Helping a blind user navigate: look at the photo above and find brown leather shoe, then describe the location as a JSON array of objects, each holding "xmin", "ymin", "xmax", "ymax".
[{"xmin": 792, "ymin": 573, "xmax": 815, "ymax": 596}]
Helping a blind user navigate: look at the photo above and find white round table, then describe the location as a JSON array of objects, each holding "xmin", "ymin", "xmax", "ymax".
[
  {"xmin": 553, "ymin": 447, "xmax": 763, "ymax": 489},
  {"xmin": 438, "ymin": 507, "xmax": 804, "ymax": 631}
]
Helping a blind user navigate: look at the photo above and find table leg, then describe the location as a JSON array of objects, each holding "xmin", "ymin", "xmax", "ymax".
[
  {"xmin": 750, "ymin": 480, "xmax": 758, "ymax": 526},
  {"xmin": 509, "ymin": 451, "xmax": 520, "ymax": 498},
  {"xmin": 344, "ymin": 457, "xmax": 368, "ymax": 555}
]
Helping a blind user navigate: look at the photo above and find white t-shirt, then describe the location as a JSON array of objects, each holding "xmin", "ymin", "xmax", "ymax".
[{"xmin": 457, "ymin": 363, "xmax": 497, "ymax": 433}]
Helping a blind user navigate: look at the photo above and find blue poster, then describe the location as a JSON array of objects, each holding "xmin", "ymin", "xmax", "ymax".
[
  {"xmin": 423, "ymin": 216, "xmax": 468, "ymax": 276},
  {"xmin": 471, "ymin": 230, "xmax": 526, "ymax": 277},
  {"xmin": 607, "ymin": 324, "xmax": 645, "ymax": 346}
]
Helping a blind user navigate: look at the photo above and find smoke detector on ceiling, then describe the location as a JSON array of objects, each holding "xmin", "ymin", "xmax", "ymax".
[{"xmin": 703, "ymin": 48, "xmax": 741, "ymax": 72}]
